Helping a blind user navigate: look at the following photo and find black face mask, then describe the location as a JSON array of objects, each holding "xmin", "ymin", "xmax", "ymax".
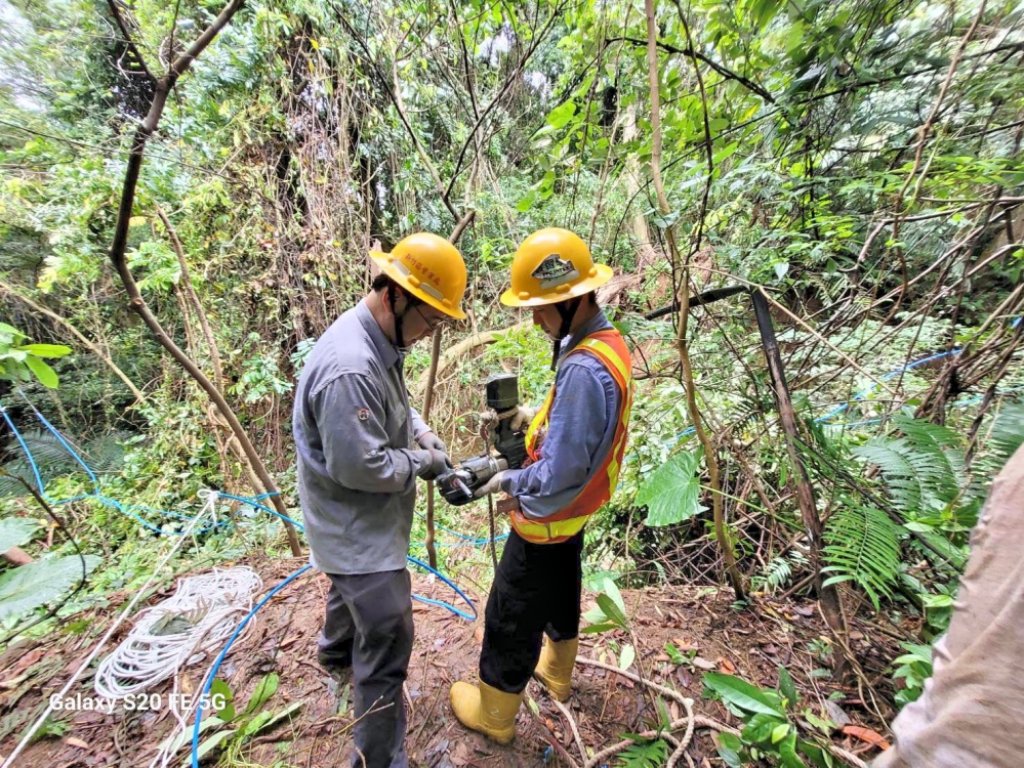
[{"xmin": 550, "ymin": 297, "xmax": 582, "ymax": 371}]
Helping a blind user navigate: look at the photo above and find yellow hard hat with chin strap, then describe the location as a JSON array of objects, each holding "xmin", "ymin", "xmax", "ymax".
[
  {"xmin": 500, "ymin": 228, "xmax": 612, "ymax": 308},
  {"xmin": 370, "ymin": 232, "xmax": 468, "ymax": 320},
  {"xmin": 503, "ymin": 228, "xmax": 614, "ymax": 369}
]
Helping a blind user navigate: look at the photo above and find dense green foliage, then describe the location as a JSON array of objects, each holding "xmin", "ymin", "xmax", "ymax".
[{"xmin": 1, "ymin": 0, "xmax": 1023, "ymax": 739}]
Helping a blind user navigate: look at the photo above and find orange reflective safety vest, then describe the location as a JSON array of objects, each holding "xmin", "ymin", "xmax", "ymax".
[{"xmin": 510, "ymin": 329, "xmax": 633, "ymax": 544}]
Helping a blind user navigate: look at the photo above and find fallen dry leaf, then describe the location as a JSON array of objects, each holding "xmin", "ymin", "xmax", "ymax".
[
  {"xmin": 717, "ymin": 658, "xmax": 737, "ymax": 673},
  {"xmin": 842, "ymin": 724, "xmax": 891, "ymax": 750},
  {"xmin": 64, "ymin": 737, "xmax": 90, "ymax": 750}
]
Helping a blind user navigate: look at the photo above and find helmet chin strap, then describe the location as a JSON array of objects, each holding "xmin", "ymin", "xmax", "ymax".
[
  {"xmin": 550, "ymin": 297, "xmax": 582, "ymax": 371},
  {"xmin": 387, "ymin": 283, "xmax": 411, "ymax": 351}
]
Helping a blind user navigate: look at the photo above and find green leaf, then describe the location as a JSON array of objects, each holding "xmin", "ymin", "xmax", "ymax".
[
  {"xmin": 17, "ymin": 343, "xmax": 71, "ymax": 358},
  {"xmin": 0, "ymin": 323, "xmax": 26, "ymax": 345},
  {"xmin": 664, "ymin": 642, "xmax": 685, "ymax": 665},
  {"xmin": 596, "ymin": 593, "xmax": 628, "ymax": 629},
  {"xmin": 797, "ymin": 739, "xmax": 834, "ymax": 768},
  {"xmin": 779, "ymin": 731, "xmax": 807, "ymax": 768},
  {"xmin": 545, "ymin": 101, "xmax": 576, "ymax": 129},
  {"xmin": 515, "ymin": 190, "xmax": 537, "ymax": 212},
  {"xmin": 703, "ymin": 672, "xmax": 786, "ymax": 717},
  {"xmin": 243, "ymin": 672, "xmax": 279, "ymax": 716},
  {"xmin": 580, "ymin": 621, "xmax": 618, "ymax": 634},
  {"xmin": 637, "ymin": 450, "xmax": 706, "ymax": 526},
  {"xmin": 712, "ymin": 141, "xmax": 740, "ymax": 165},
  {"xmin": 249, "ymin": 700, "xmax": 303, "ymax": 736},
  {"xmin": 716, "ymin": 732, "xmax": 744, "ymax": 767},
  {"xmin": 158, "ymin": 715, "xmax": 225, "ymax": 755},
  {"xmin": 23, "ymin": 355, "xmax": 59, "ymax": 389},
  {"xmin": 822, "ymin": 504, "xmax": 901, "ymax": 610},
  {"xmin": 742, "ymin": 712, "xmax": 782, "ymax": 743},
  {"xmin": 749, "ymin": 0, "xmax": 781, "ymax": 29},
  {"xmin": 0, "ymin": 555, "xmax": 100, "ymax": 620},
  {"xmin": 771, "ymin": 722, "xmax": 791, "ymax": 743},
  {"xmin": 240, "ymin": 710, "xmax": 274, "ymax": 738},
  {"xmin": 618, "ymin": 643, "xmax": 635, "ymax": 671},
  {"xmin": 186, "ymin": 728, "xmax": 237, "ymax": 766},
  {"xmin": 0, "ymin": 517, "xmax": 40, "ymax": 552},
  {"xmin": 210, "ymin": 678, "xmax": 235, "ymax": 722},
  {"xmin": 602, "ymin": 577, "xmax": 627, "ymax": 617},
  {"xmin": 778, "ymin": 666, "xmax": 798, "ymax": 709}
]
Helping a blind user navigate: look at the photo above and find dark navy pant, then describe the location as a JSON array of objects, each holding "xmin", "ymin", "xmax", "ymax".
[{"xmin": 320, "ymin": 569, "xmax": 413, "ymax": 768}]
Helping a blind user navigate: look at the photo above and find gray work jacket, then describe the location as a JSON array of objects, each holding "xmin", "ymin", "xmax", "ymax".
[{"xmin": 293, "ymin": 299, "xmax": 430, "ymax": 574}]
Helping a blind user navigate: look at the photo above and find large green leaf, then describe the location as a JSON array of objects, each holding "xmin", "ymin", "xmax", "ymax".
[
  {"xmin": 637, "ymin": 450, "xmax": 706, "ymax": 527},
  {"xmin": 0, "ymin": 517, "xmax": 39, "ymax": 552},
  {"xmin": 0, "ymin": 554, "xmax": 100, "ymax": 620},
  {"xmin": 22, "ymin": 355, "xmax": 59, "ymax": 388},
  {"xmin": 17, "ymin": 343, "xmax": 71, "ymax": 358},
  {"xmin": 545, "ymin": 101, "xmax": 576, "ymax": 129},
  {"xmin": 703, "ymin": 672, "xmax": 786, "ymax": 717}
]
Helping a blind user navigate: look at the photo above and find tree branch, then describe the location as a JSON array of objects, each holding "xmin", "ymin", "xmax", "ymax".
[
  {"xmin": 333, "ymin": 6, "xmax": 460, "ymax": 223},
  {"xmin": 105, "ymin": 0, "xmax": 156, "ymax": 82},
  {"xmin": 609, "ymin": 35, "xmax": 775, "ymax": 104},
  {"xmin": 0, "ymin": 280, "xmax": 146, "ymax": 403},
  {"xmin": 169, "ymin": 0, "xmax": 244, "ymax": 77},
  {"xmin": 444, "ymin": 0, "xmax": 569, "ymax": 200},
  {"xmin": 104, "ymin": 0, "xmax": 301, "ymax": 556},
  {"xmin": 155, "ymin": 207, "xmax": 225, "ymax": 390}
]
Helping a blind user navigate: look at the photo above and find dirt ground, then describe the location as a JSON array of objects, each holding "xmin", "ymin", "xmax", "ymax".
[{"xmin": 0, "ymin": 554, "xmax": 898, "ymax": 767}]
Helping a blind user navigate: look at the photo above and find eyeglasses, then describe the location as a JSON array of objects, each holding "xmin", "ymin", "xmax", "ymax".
[{"xmin": 412, "ymin": 304, "xmax": 447, "ymax": 332}]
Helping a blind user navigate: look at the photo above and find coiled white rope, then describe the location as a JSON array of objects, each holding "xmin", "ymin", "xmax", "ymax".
[
  {"xmin": 1, "ymin": 491, "xmax": 222, "ymax": 768},
  {"xmin": 93, "ymin": 565, "xmax": 263, "ymax": 699}
]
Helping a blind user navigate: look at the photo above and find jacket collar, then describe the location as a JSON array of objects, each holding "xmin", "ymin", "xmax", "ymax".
[
  {"xmin": 356, "ymin": 298, "xmax": 401, "ymax": 369},
  {"xmin": 560, "ymin": 308, "xmax": 612, "ymax": 359}
]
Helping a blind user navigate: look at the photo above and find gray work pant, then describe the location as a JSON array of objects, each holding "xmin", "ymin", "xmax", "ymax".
[{"xmin": 319, "ymin": 569, "xmax": 413, "ymax": 768}]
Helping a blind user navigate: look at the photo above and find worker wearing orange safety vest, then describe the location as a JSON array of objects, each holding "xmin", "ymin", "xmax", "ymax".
[{"xmin": 450, "ymin": 228, "xmax": 633, "ymax": 743}]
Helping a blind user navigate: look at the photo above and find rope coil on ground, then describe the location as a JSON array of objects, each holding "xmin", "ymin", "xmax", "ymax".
[
  {"xmin": 0, "ymin": 492, "xmax": 220, "ymax": 768},
  {"xmin": 94, "ymin": 565, "xmax": 263, "ymax": 699}
]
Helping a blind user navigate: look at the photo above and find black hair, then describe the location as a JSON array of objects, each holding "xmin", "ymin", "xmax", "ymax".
[{"xmin": 371, "ymin": 273, "xmax": 423, "ymax": 306}]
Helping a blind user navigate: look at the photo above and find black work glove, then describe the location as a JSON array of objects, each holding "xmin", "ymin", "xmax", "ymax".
[{"xmin": 416, "ymin": 447, "xmax": 452, "ymax": 481}]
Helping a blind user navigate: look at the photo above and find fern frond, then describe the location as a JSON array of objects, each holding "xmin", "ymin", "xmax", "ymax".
[
  {"xmin": 0, "ymin": 429, "xmax": 125, "ymax": 498},
  {"xmin": 984, "ymin": 400, "xmax": 1024, "ymax": 465},
  {"xmin": 852, "ymin": 416, "xmax": 964, "ymax": 516},
  {"xmin": 616, "ymin": 738, "xmax": 669, "ymax": 768},
  {"xmin": 752, "ymin": 551, "xmax": 809, "ymax": 593},
  {"xmin": 823, "ymin": 504, "xmax": 902, "ymax": 610}
]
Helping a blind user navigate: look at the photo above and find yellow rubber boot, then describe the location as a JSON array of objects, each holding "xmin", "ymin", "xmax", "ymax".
[
  {"xmin": 534, "ymin": 636, "xmax": 578, "ymax": 701},
  {"xmin": 450, "ymin": 680, "xmax": 521, "ymax": 744}
]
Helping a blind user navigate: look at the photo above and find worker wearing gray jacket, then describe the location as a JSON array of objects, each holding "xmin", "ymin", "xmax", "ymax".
[{"xmin": 293, "ymin": 233, "xmax": 468, "ymax": 768}]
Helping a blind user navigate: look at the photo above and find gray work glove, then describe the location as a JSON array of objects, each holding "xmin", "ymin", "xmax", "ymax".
[
  {"xmin": 416, "ymin": 448, "xmax": 451, "ymax": 481},
  {"xmin": 416, "ymin": 430, "xmax": 447, "ymax": 453},
  {"xmin": 473, "ymin": 470, "xmax": 509, "ymax": 498}
]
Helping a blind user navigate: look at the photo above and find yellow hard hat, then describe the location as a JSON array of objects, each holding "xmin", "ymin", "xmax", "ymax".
[
  {"xmin": 501, "ymin": 228, "xmax": 613, "ymax": 307},
  {"xmin": 370, "ymin": 232, "xmax": 468, "ymax": 320}
]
